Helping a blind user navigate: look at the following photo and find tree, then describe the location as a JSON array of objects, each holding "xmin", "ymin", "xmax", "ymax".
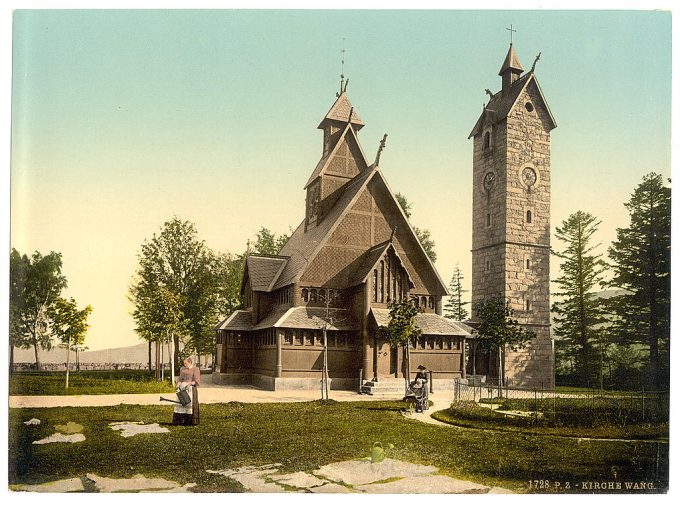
[
  {"xmin": 130, "ymin": 218, "xmax": 216, "ymax": 376},
  {"xmin": 253, "ymin": 227, "xmax": 289, "ymax": 255},
  {"xmin": 473, "ymin": 297, "xmax": 535, "ymax": 387},
  {"xmin": 444, "ymin": 265, "xmax": 469, "ymax": 321},
  {"xmin": 607, "ymin": 173, "xmax": 671, "ymax": 389},
  {"xmin": 50, "ymin": 298, "xmax": 92, "ymax": 388},
  {"xmin": 9, "ymin": 249, "xmax": 67, "ymax": 370},
  {"xmin": 395, "ymin": 193, "xmax": 437, "ymax": 263},
  {"xmin": 551, "ymin": 211, "xmax": 608, "ymax": 386},
  {"xmin": 379, "ymin": 299, "xmax": 422, "ymax": 381}
]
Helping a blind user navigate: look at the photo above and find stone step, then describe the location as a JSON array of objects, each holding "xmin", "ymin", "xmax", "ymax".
[{"xmin": 361, "ymin": 380, "xmax": 408, "ymax": 395}]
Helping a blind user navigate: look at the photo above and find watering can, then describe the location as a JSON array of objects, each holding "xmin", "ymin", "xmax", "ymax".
[{"xmin": 371, "ymin": 442, "xmax": 386, "ymax": 464}]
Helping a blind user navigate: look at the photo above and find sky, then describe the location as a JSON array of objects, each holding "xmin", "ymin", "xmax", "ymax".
[{"xmin": 9, "ymin": 9, "xmax": 672, "ymax": 351}]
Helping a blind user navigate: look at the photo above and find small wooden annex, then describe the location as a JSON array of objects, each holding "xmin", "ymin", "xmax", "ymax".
[{"xmin": 214, "ymin": 89, "xmax": 471, "ymax": 390}]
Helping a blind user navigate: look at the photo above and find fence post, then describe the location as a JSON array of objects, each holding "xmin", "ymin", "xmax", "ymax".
[{"xmin": 429, "ymin": 370, "xmax": 434, "ymax": 394}]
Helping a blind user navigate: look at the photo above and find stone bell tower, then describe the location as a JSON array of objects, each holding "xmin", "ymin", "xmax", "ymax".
[{"xmin": 469, "ymin": 43, "xmax": 557, "ymax": 388}]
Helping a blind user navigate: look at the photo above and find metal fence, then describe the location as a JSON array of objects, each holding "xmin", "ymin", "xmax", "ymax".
[{"xmin": 452, "ymin": 380, "xmax": 670, "ymax": 426}]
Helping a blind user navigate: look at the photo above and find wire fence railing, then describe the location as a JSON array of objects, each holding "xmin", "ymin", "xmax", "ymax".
[{"xmin": 452, "ymin": 380, "xmax": 669, "ymax": 427}]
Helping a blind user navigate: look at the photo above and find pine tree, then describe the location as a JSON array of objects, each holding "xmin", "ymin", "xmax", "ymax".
[
  {"xmin": 607, "ymin": 173, "xmax": 671, "ymax": 389},
  {"xmin": 444, "ymin": 265, "xmax": 469, "ymax": 321},
  {"xmin": 551, "ymin": 211, "xmax": 607, "ymax": 386}
]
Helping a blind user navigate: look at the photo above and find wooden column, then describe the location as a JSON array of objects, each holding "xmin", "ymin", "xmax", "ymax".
[
  {"xmin": 362, "ymin": 281, "xmax": 371, "ymax": 381},
  {"xmin": 276, "ymin": 330, "xmax": 283, "ymax": 378},
  {"xmin": 461, "ymin": 337, "xmax": 467, "ymax": 379}
]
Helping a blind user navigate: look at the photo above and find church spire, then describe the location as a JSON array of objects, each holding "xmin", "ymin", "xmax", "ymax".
[{"xmin": 499, "ymin": 43, "xmax": 524, "ymax": 90}]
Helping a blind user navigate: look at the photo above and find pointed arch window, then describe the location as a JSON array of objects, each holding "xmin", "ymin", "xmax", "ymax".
[
  {"xmin": 526, "ymin": 210, "xmax": 532, "ymax": 223},
  {"xmin": 380, "ymin": 261, "xmax": 385, "ymax": 303},
  {"xmin": 373, "ymin": 269, "xmax": 378, "ymax": 303},
  {"xmin": 302, "ymin": 288, "xmax": 309, "ymax": 303},
  {"xmin": 483, "ymin": 131, "xmax": 491, "ymax": 150}
]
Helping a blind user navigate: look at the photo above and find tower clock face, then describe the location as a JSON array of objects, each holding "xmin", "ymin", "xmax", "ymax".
[
  {"xmin": 483, "ymin": 172, "xmax": 496, "ymax": 192},
  {"xmin": 522, "ymin": 167, "xmax": 537, "ymax": 187}
]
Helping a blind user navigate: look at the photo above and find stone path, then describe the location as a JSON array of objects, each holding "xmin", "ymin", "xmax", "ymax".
[
  {"xmin": 208, "ymin": 459, "xmax": 511, "ymax": 493},
  {"xmin": 11, "ymin": 474, "xmax": 195, "ymax": 493}
]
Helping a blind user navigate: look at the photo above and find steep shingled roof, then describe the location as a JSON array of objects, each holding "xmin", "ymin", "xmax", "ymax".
[
  {"xmin": 468, "ymin": 72, "xmax": 557, "ymax": 138},
  {"xmin": 317, "ymin": 92, "xmax": 364, "ymax": 129},
  {"xmin": 370, "ymin": 308, "xmax": 471, "ymax": 336},
  {"xmin": 304, "ymin": 121, "xmax": 370, "ymax": 189},
  {"xmin": 273, "ymin": 166, "xmax": 377, "ymax": 290},
  {"xmin": 244, "ymin": 255, "xmax": 288, "ymax": 292},
  {"xmin": 499, "ymin": 44, "xmax": 524, "ymax": 75},
  {"xmin": 215, "ymin": 307, "xmax": 357, "ymax": 332}
]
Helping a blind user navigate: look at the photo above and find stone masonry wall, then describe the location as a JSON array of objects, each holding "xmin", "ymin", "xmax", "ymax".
[{"xmin": 471, "ymin": 77, "xmax": 555, "ymax": 388}]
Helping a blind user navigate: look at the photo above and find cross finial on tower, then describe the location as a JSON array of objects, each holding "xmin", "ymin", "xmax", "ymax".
[
  {"xmin": 375, "ymin": 133, "xmax": 388, "ymax": 166},
  {"xmin": 506, "ymin": 24, "xmax": 517, "ymax": 45},
  {"xmin": 339, "ymin": 38, "xmax": 346, "ymax": 96}
]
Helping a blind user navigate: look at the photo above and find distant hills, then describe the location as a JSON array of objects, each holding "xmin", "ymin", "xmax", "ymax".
[{"xmin": 13, "ymin": 342, "xmax": 151, "ymax": 365}]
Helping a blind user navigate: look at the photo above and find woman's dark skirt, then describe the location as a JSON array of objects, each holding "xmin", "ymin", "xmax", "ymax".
[{"xmin": 172, "ymin": 386, "xmax": 199, "ymax": 426}]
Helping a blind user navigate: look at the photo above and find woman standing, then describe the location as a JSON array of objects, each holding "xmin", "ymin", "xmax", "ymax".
[{"xmin": 172, "ymin": 357, "xmax": 201, "ymax": 426}]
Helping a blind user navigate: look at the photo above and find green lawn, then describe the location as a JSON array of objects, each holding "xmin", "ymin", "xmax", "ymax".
[
  {"xmin": 9, "ymin": 371, "xmax": 176, "ymax": 395},
  {"xmin": 9, "ymin": 400, "xmax": 669, "ymax": 493}
]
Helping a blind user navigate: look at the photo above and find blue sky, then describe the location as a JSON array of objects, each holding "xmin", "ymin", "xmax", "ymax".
[{"xmin": 10, "ymin": 9, "xmax": 671, "ymax": 350}]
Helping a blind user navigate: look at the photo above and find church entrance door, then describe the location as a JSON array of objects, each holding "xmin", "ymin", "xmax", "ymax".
[{"xmin": 375, "ymin": 338, "xmax": 398, "ymax": 378}]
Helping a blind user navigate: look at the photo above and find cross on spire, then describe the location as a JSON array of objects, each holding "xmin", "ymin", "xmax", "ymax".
[
  {"xmin": 339, "ymin": 38, "xmax": 346, "ymax": 95},
  {"xmin": 506, "ymin": 24, "xmax": 517, "ymax": 44}
]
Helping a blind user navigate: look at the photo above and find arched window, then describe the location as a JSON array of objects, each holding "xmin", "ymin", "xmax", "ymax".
[
  {"xmin": 526, "ymin": 259, "xmax": 531, "ymax": 269},
  {"xmin": 311, "ymin": 289, "xmax": 318, "ymax": 303},
  {"xmin": 428, "ymin": 297, "xmax": 434, "ymax": 309},
  {"xmin": 483, "ymin": 131, "xmax": 491, "ymax": 150},
  {"xmin": 526, "ymin": 210, "xmax": 532, "ymax": 223},
  {"xmin": 486, "ymin": 213, "xmax": 491, "ymax": 227},
  {"xmin": 302, "ymin": 288, "xmax": 309, "ymax": 302},
  {"xmin": 319, "ymin": 289, "xmax": 326, "ymax": 303},
  {"xmin": 421, "ymin": 296, "xmax": 427, "ymax": 308},
  {"xmin": 373, "ymin": 270, "xmax": 378, "ymax": 303},
  {"xmin": 525, "ymin": 299, "xmax": 531, "ymax": 311},
  {"xmin": 380, "ymin": 261, "xmax": 385, "ymax": 303},
  {"xmin": 485, "ymin": 259, "xmax": 491, "ymax": 272}
]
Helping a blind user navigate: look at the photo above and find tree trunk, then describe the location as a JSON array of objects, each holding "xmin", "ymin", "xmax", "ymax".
[
  {"xmin": 170, "ymin": 335, "xmax": 175, "ymax": 387},
  {"xmin": 148, "ymin": 341, "xmax": 152, "ymax": 372},
  {"xmin": 65, "ymin": 338, "xmax": 71, "ymax": 389},
  {"xmin": 32, "ymin": 338, "xmax": 41, "ymax": 371},
  {"xmin": 9, "ymin": 344, "xmax": 14, "ymax": 375},
  {"xmin": 155, "ymin": 341, "xmax": 160, "ymax": 380},
  {"xmin": 173, "ymin": 334, "xmax": 180, "ymax": 377},
  {"xmin": 161, "ymin": 342, "xmax": 165, "ymax": 382}
]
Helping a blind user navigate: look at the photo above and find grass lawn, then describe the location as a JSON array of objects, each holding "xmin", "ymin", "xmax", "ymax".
[
  {"xmin": 9, "ymin": 370, "xmax": 176, "ymax": 395},
  {"xmin": 9, "ymin": 400, "xmax": 668, "ymax": 493},
  {"xmin": 432, "ymin": 400, "xmax": 668, "ymax": 440}
]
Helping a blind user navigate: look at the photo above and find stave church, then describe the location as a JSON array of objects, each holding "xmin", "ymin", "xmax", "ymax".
[{"xmin": 214, "ymin": 42, "xmax": 555, "ymax": 390}]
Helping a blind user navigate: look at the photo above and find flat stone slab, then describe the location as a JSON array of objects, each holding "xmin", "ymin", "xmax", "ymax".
[
  {"xmin": 86, "ymin": 473, "xmax": 194, "ymax": 492},
  {"xmin": 23, "ymin": 418, "xmax": 41, "ymax": 426},
  {"xmin": 313, "ymin": 458, "xmax": 437, "ymax": 486},
  {"xmin": 11, "ymin": 477, "xmax": 85, "ymax": 493},
  {"xmin": 33, "ymin": 433, "xmax": 86, "ymax": 445},
  {"xmin": 109, "ymin": 421, "xmax": 170, "ymax": 437},
  {"xmin": 207, "ymin": 465, "xmax": 285, "ymax": 492},
  {"xmin": 309, "ymin": 482, "xmax": 354, "ymax": 493},
  {"xmin": 270, "ymin": 471, "xmax": 327, "ymax": 488},
  {"xmin": 357, "ymin": 475, "xmax": 491, "ymax": 494}
]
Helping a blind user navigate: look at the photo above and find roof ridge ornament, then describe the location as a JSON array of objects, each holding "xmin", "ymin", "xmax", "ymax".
[
  {"xmin": 531, "ymin": 52, "xmax": 541, "ymax": 73},
  {"xmin": 374, "ymin": 133, "xmax": 388, "ymax": 167}
]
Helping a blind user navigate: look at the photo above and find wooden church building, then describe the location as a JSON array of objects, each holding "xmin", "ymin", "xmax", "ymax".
[{"xmin": 214, "ymin": 86, "xmax": 472, "ymax": 390}]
